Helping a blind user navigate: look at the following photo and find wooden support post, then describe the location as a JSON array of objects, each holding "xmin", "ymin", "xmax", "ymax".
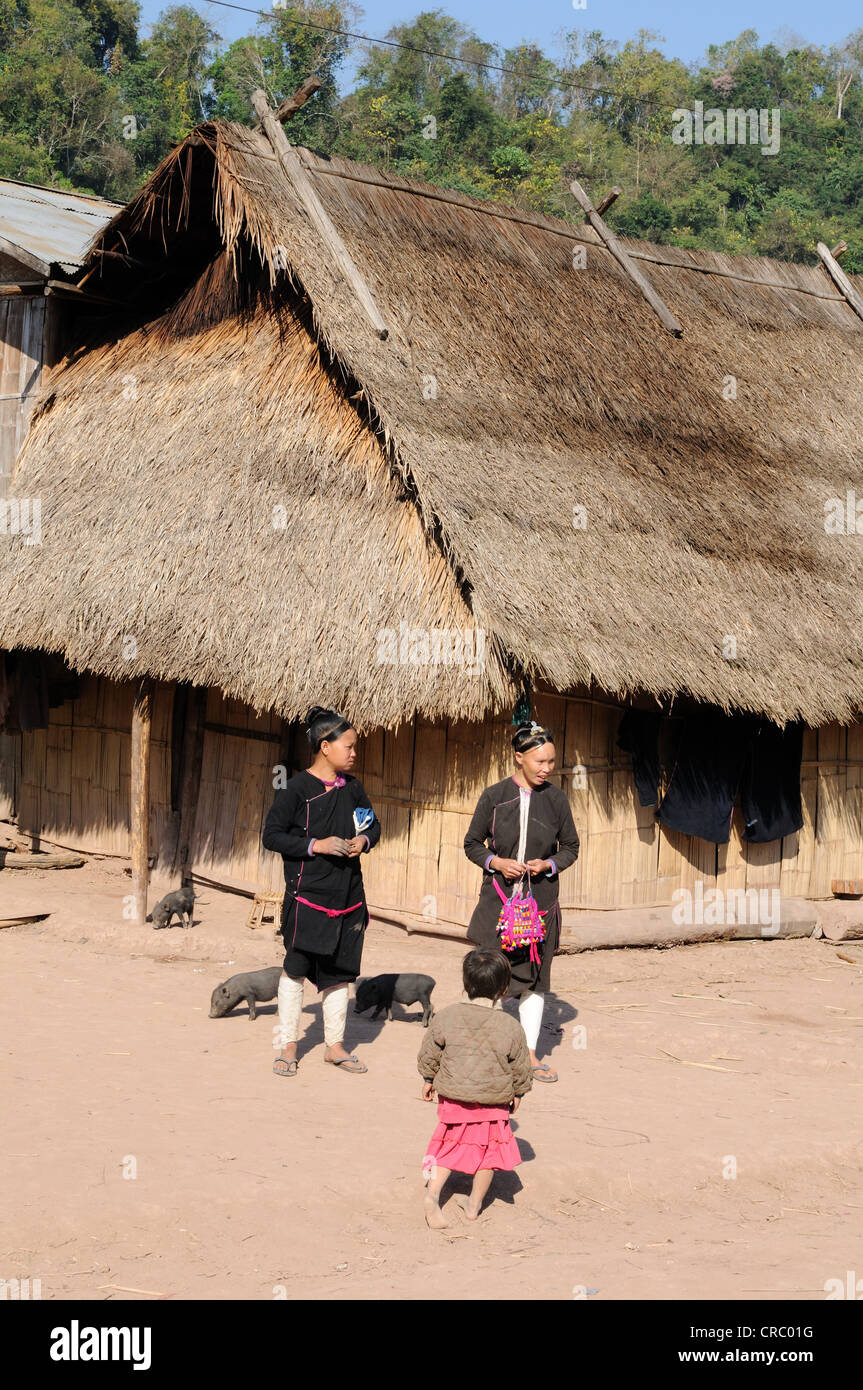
[
  {"xmin": 131, "ymin": 678, "xmax": 153, "ymax": 925},
  {"xmin": 174, "ymin": 687, "xmax": 206, "ymax": 880},
  {"xmin": 251, "ymin": 87, "xmax": 389, "ymax": 340},
  {"xmin": 569, "ymin": 179, "xmax": 683, "ymax": 337},
  {"xmin": 816, "ymin": 241, "xmax": 863, "ymax": 325}
]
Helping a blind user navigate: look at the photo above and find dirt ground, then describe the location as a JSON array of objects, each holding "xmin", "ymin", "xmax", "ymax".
[{"xmin": 2, "ymin": 853, "xmax": 863, "ymax": 1302}]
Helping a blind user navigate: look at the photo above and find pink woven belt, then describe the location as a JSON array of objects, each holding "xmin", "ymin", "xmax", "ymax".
[{"xmin": 293, "ymin": 895, "xmax": 363, "ymax": 918}]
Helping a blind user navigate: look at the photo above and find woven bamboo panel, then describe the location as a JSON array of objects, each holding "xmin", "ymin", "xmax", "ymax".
[
  {"xmin": 7, "ymin": 673, "xmax": 861, "ymax": 918},
  {"xmin": 0, "ymin": 730, "xmax": 20, "ymax": 820},
  {"xmin": 842, "ymin": 721, "xmax": 863, "ymax": 884},
  {"xmin": 744, "ymin": 838, "xmax": 781, "ymax": 891},
  {"xmin": 719, "ymin": 810, "xmax": 747, "ymax": 894},
  {"xmin": 810, "ymin": 723, "xmax": 847, "ymax": 896},
  {"xmin": 405, "ymin": 717, "xmax": 446, "ymax": 919},
  {"xmin": 559, "ymin": 698, "xmax": 592, "ymax": 906},
  {"xmin": 779, "ymin": 727, "xmax": 818, "ymax": 898}
]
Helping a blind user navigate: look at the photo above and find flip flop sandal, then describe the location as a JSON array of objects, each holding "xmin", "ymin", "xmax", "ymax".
[
  {"xmin": 325, "ymin": 1052, "xmax": 368, "ymax": 1073},
  {"xmin": 531, "ymin": 1063, "xmax": 558, "ymax": 1083},
  {"xmin": 273, "ymin": 1056, "xmax": 298, "ymax": 1077}
]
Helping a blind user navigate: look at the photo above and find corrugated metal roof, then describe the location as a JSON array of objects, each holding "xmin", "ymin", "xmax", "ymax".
[{"xmin": 0, "ymin": 178, "xmax": 122, "ymax": 277}]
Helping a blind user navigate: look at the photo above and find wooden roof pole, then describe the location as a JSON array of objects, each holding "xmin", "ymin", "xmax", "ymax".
[
  {"xmin": 570, "ymin": 179, "xmax": 683, "ymax": 337},
  {"xmin": 251, "ymin": 88, "xmax": 389, "ymax": 340},
  {"xmin": 253, "ymin": 74, "xmax": 323, "ymax": 130},
  {"xmin": 75, "ymin": 79, "xmax": 324, "ymax": 297},
  {"xmin": 816, "ymin": 240, "xmax": 863, "ymax": 325},
  {"xmin": 594, "ymin": 185, "xmax": 623, "ymax": 216}
]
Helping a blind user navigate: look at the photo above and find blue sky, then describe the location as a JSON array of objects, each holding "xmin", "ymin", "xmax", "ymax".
[{"xmin": 138, "ymin": 0, "xmax": 861, "ymax": 73}]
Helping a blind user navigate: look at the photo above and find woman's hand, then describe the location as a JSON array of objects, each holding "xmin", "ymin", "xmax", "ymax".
[
  {"xmin": 344, "ymin": 836, "xmax": 366, "ymax": 857},
  {"xmin": 422, "ymin": 1081, "xmax": 436, "ymax": 1102},
  {"xmin": 525, "ymin": 858, "xmax": 551, "ymax": 875},
  {"xmin": 510, "ymin": 1096, "xmax": 521, "ymax": 1114},
  {"xmin": 491, "ymin": 856, "xmax": 527, "ymax": 880},
  {"xmin": 312, "ymin": 836, "xmax": 350, "ymax": 856}
]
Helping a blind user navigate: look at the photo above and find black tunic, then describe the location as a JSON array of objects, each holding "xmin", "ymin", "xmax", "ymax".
[
  {"xmin": 262, "ymin": 771, "xmax": 381, "ymax": 989},
  {"xmin": 464, "ymin": 776, "xmax": 579, "ymax": 998}
]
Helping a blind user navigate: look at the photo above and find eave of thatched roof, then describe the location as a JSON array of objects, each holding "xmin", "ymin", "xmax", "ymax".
[
  {"xmin": 0, "ymin": 248, "xmax": 512, "ymax": 726},
  {"xmin": 2, "ymin": 121, "xmax": 863, "ymax": 726}
]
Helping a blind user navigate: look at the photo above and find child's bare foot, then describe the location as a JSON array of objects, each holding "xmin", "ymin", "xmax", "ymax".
[
  {"xmin": 458, "ymin": 1196, "xmax": 485, "ymax": 1221},
  {"xmin": 464, "ymin": 1169, "xmax": 494, "ymax": 1220},
  {"xmin": 424, "ymin": 1190, "xmax": 449, "ymax": 1229}
]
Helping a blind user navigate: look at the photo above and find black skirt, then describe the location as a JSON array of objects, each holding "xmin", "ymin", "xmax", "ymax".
[
  {"xmin": 467, "ymin": 888, "xmax": 560, "ymax": 999},
  {"xmin": 280, "ymin": 894, "xmax": 367, "ymax": 991}
]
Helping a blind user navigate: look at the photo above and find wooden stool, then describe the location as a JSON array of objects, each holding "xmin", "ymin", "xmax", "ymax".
[{"xmin": 246, "ymin": 891, "xmax": 284, "ymax": 932}]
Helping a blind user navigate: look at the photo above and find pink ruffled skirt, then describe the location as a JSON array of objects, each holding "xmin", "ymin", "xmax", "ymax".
[{"xmin": 424, "ymin": 1098, "xmax": 522, "ymax": 1174}]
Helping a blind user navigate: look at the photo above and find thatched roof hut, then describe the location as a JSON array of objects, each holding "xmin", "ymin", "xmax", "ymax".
[{"xmin": 1, "ymin": 119, "xmax": 862, "ymax": 731}]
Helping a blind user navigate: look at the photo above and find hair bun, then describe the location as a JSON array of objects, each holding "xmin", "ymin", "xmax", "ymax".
[
  {"xmin": 512, "ymin": 721, "xmax": 554, "ymax": 753},
  {"xmin": 305, "ymin": 706, "xmax": 353, "ymax": 752}
]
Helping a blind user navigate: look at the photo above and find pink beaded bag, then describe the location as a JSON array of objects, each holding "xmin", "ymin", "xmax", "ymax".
[{"xmin": 493, "ymin": 873, "xmax": 547, "ymax": 965}]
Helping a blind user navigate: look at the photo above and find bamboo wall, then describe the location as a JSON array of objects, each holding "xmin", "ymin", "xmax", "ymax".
[
  {"xmin": 189, "ymin": 689, "xmax": 287, "ymax": 891},
  {"xmin": 350, "ymin": 691, "xmax": 863, "ymax": 922},
  {"xmin": 2, "ymin": 674, "xmax": 862, "ymax": 918},
  {"xmin": 10, "ymin": 678, "xmax": 174, "ymax": 859},
  {"xmin": 0, "ymin": 730, "xmax": 19, "ymax": 820}
]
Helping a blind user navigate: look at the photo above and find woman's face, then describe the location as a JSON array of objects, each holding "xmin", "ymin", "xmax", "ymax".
[
  {"xmin": 322, "ymin": 727, "xmax": 357, "ymax": 773},
  {"xmin": 515, "ymin": 740, "xmax": 556, "ymax": 786}
]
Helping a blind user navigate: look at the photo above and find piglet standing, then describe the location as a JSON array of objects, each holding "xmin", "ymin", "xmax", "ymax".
[
  {"xmin": 147, "ymin": 885, "xmax": 196, "ymax": 929},
  {"xmin": 354, "ymin": 973, "xmax": 436, "ymax": 1026},
  {"xmin": 209, "ymin": 966, "xmax": 282, "ymax": 1021}
]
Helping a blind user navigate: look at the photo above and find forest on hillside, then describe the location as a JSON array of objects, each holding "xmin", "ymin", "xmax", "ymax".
[{"xmin": 2, "ymin": 0, "xmax": 863, "ymax": 268}]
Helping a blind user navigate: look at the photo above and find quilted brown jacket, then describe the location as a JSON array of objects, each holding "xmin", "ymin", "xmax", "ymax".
[{"xmin": 417, "ymin": 996, "xmax": 533, "ymax": 1105}]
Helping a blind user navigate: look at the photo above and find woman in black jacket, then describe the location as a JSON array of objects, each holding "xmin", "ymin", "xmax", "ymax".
[
  {"xmin": 263, "ymin": 707, "xmax": 380, "ymax": 1076},
  {"xmin": 464, "ymin": 722, "xmax": 579, "ymax": 1082}
]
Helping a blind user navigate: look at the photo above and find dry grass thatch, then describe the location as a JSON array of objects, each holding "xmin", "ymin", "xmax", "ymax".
[{"xmin": 2, "ymin": 120, "xmax": 863, "ymax": 725}]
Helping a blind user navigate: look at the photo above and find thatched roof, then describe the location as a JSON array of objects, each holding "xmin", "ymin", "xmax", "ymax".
[{"xmin": 2, "ymin": 120, "xmax": 863, "ymax": 726}]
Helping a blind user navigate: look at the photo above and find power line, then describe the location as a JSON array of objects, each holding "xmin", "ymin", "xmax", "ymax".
[{"xmin": 197, "ymin": 0, "xmax": 675, "ymax": 107}]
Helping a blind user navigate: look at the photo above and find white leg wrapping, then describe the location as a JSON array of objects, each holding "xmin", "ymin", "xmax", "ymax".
[
  {"xmin": 277, "ymin": 973, "xmax": 303, "ymax": 1048},
  {"xmin": 518, "ymin": 991, "xmax": 545, "ymax": 1051},
  {"xmin": 322, "ymin": 984, "xmax": 349, "ymax": 1047}
]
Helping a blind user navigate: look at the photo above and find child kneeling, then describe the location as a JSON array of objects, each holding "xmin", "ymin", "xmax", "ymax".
[{"xmin": 417, "ymin": 948, "xmax": 533, "ymax": 1228}]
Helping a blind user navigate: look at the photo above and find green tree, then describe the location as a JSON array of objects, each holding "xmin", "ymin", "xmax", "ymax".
[
  {"xmin": 497, "ymin": 42, "xmax": 558, "ymax": 118},
  {"xmin": 119, "ymin": 5, "xmax": 220, "ymax": 181},
  {"xmin": 208, "ymin": 0, "xmax": 353, "ymax": 147},
  {"xmin": 435, "ymin": 70, "xmax": 497, "ymax": 162},
  {"xmin": 600, "ymin": 31, "xmax": 690, "ymax": 191},
  {"xmin": 355, "ymin": 10, "xmax": 481, "ymax": 106},
  {"xmin": 0, "ymin": 0, "xmax": 127, "ymax": 191}
]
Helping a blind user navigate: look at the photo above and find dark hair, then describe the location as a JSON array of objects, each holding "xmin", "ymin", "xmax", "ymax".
[
  {"xmin": 512, "ymin": 722, "xmax": 555, "ymax": 754},
  {"xmin": 463, "ymin": 948, "xmax": 511, "ymax": 1001},
  {"xmin": 305, "ymin": 706, "xmax": 353, "ymax": 753}
]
